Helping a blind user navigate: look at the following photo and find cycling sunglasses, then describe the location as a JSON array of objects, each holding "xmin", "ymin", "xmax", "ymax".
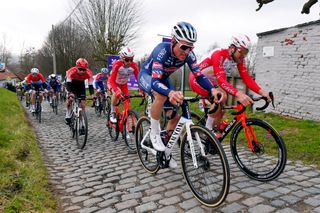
[
  {"xmin": 123, "ymin": 57, "xmax": 133, "ymax": 62},
  {"xmin": 78, "ymin": 68, "xmax": 87, "ymax": 72},
  {"xmin": 179, "ymin": 44, "xmax": 194, "ymax": 52}
]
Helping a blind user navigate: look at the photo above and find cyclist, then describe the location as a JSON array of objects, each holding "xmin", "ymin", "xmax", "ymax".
[
  {"xmin": 47, "ymin": 74, "xmax": 61, "ymax": 105},
  {"xmin": 189, "ymin": 34, "xmax": 271, "ymax": 134},
  {"xmin": 26, "ymin": 68, "xmax": 47, "ymax": 112},
  {"xmin": 138, "ymin": 21, "xmax": 221, "ymax": 168},
  {"xmin": 65, "ymin": 58, "xmax": 94, "ymax": 126},
  {"xmin": 92, "ymin": 68, "xmax": 110, "ymax": 107},
  {"xmin": 108, "ymin": 47, "xmax": 139, "ymax": 123}
]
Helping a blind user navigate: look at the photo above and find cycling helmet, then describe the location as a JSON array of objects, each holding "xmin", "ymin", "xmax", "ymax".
[
  {"xmin": 230, "ymin": 34, "xmax": 252, "ymax": 50},
  {"xmin": 119, "ymin": 47, "xmax": 134, "ymax": 58},
  {"xmin": 30, "ymin": 68, "xmax": 39, "ymax": 74},
  {"xmin": 101, "ymin": 68, "xmax": 109, "ymax": 74},
  {"xmin": 171, "ymin": 21, "xmax": 197, "ymax": 44},
  {"xmin": 50, "ymin": 74, "xmax": 56, "ymax": 79},
  {"xmin": 76, "ymin": 58, "xmax": 88, "ymax": 69}
]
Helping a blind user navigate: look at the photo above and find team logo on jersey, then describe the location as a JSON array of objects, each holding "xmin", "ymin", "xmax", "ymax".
[
  {"xmin": 152, "ymin": 62, "xmax": 163, "ymax": 69},
  {"xmin": 152, "ymin": 72, "xmax": 162, "ymax": 78}
]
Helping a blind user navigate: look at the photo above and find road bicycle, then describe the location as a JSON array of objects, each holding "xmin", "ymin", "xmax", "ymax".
[
  {"xmin": 106, "ymin": 94, "xmax": 144, "ymax": 151},
  {"xmin": 94, "ymin": 92, "xmax": 110, "ymax": 117},
  {"xmin": 68, "ymin": 95, "xmax": 90, "ymax": 149},
  {"xmin": 51, "ymin": 92, "xmax": 59, "ymax": 115},
  {"xmin": 135, "ymin": 96, "xmax": 230, "ymax": 207},
  {"xmin": 32, "ymin": 90, "xmax": 43, "ymax": 123},
  {"xmin": 190, "ymin": 92, "xmax": 287, "ymax": 181}
]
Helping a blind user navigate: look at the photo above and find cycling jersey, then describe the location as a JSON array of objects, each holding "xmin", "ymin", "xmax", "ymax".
[
  {"xmin": 94, "ymin": 73, "xmax": 108, "ymax": 91},
  {"xmin": 139, "ymin": 42, "xmax": 213, "ymax": 96},
  {"xmin": 66, "ymin": 67, "xmax": 94, "ymax": 97},
  {"xmin": 66, "ymin": 67, "xmax": 93, "ymax": 83},
  {"xmin": 108, "ymin": 59, "xmax": 139, "ymax": 93},
  {"xmin": 27, "ymin": 73, "xmax": 46, "ymax": 85},
  {"xmin": 193, "ymin": 48, "xmax": 260, "ymax": 96},
  {"xmin": 46, "ymin": 78, "xmax": 61, "ymax": 92}
]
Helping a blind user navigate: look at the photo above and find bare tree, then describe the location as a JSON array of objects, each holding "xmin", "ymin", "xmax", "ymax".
[
  {"xmin": 0, "ymin": 34, "xmax": 12, "ymax": 65},
  {"xmin": 73, "ymin": 0, "xmax": 142, "ymax": 63},
  {"xmin": 19, "ymin": 47, "xmax": 37, "ymax": 73}
]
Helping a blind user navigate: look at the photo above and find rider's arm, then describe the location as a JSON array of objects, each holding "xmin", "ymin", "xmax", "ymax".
[
  {"xmin": 237, "ymin": 62, "xmax": 261, "ymax": 94},
  {"xmin": 87, "ymin": 70, "xmax": 94, "ymax": 95},
  {"xmin": 133, "ymin": 62, "xmax": 139, "ymax": 81},
  {"xmin": 109, "ymin": 61, "xmax": 121, "ymax": 93},
  {"xmin": 212, "ymin": 51, "xmax": 238, "ymax": 96},
  {"xmin": 187, "ymin": 52, "xmax": 214, "ymax": 94}
]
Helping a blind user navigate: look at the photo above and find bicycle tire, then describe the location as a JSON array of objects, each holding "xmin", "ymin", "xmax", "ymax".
[
  {"xmin": 123, "ymin": 110, "xmax": 139, "ymax": 151},
  {"xmin": 230, "ymin": 118, "xmax": 287, "ymax": 182},
  {"xmin": 76, "ymin": 110, "xmax": 88, "ymax": 149},
  {"xmin": 180, "ymin": 125, "xmax": 230, "ymax": 207},
  {"xmin": 135, "ymin": 116, "xmax": 160, "ymax": 174},
  {"xmin": 106, "ymin": 108, "xmax": 119, "ymax": 140}
]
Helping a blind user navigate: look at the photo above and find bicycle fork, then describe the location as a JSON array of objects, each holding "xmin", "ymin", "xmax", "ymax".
[{"xmin": 241, "ymin": 119, "xmax": 258, "ymax": 152}]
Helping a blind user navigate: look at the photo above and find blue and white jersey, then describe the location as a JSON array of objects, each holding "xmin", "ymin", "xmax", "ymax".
[{"xmin": 142, "ymin": 42, "xmax": 202, "ymax": 79}]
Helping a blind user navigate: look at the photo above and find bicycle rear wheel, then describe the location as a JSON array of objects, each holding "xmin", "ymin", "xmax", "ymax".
[
  {"xmin": 53, "ymin": 97, "xmax": 58, "ymax": 115},
  {"xmin": 123, "ymin": 110, "xmax": 139, "ymax": 151},
  {"xmin": 135, "ymin": 116, "xmax": 160, "ymax": 174},
  {"xmin": 180, "ymin": 125, "xmax": 230, "ymax": 207},
  {"xmin": 230, "ymin": 118, "xmax": 287, "ymax": 182},
  {"xmin": 76, "ymin": 110, "xmax": 88, "ymax": 149},
  {"xmin": 106, "ymin": 108, "xmax": 119, "ymax": 140}
]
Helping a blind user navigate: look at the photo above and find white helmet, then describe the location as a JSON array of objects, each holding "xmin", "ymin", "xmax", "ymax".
[
  {"xmin": 230, "ymin": 34, "xmax": 252, "ymax": 50},
  {"xmin": 30, "ymin": 68, "xmax": 39, "ymax": 74},
  {"xmin": 171, "ymin": 21, "xmax": 197, "ymax": 44},
  {"xmin": 50, "ymin": 74, "xmax": 56, "ymax": 79},
  {"xmin": 119, "ymin": 47, "xmax": 134, "ymax": 58}
]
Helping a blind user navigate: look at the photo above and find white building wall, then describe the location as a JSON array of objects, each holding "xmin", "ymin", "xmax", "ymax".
[{"xmin": 254, "ymin": 21, "xmax": 320, "ymax": 121}]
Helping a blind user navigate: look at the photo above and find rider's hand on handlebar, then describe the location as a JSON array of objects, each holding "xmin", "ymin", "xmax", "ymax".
[
  {"xmin": 168, "ymin": 90, "xmax": 184, "ymax": 106},
  {"xmin": 211, "ymin": 88, "xmax": 224, "ymax": 103},
  {"xmin": 258, "ymin": 89, "xmax": 272, "ymax": 103},
  {"xmin": 235, "ymin": 91, "xmax": 254, "ymax": 106}
]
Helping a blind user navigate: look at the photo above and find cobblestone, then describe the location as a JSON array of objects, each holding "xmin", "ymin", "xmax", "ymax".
[{"xmin": 25, "ymin": 102, "xmax": 320, "ymax": 212}]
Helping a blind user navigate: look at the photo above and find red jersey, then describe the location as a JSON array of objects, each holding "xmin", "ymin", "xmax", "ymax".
[
  {"xmin": 108, "ymin": 59, "xmax": 139, "ymax": 91},
  {"xmin": 27, "ymin": 73, "xmax": 46, "ymax": 85},
  {"xmin": 66, "ymin": 67, "xmax": 93, "ymax": 84},
  {"xmin": 199, "ymin": 48, "xmax": 260, "ymax": 96}
]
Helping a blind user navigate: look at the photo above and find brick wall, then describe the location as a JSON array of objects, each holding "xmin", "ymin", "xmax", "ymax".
[{"xmin": 254, "ymin": 20, "xmax": 320, "ymax": 121}]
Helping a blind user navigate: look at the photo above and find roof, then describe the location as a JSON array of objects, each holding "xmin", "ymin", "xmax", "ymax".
[
  {"xmin": 0, "ymin": 68, "xmax": 19, "ymax": 81},
  {"xmin": 257, "ymin": 19, "xmax": 320, "ymax": 37}
]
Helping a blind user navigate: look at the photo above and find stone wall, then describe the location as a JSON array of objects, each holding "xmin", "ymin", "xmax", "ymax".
[{"xmin": 254, "ymin": 20, "xmax": 320, "ymax": 121}]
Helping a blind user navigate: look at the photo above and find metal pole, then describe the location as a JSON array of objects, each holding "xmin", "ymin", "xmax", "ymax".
[{"xmin": 52, "ymin": 25, "xmax": 57, "ymax": 74}]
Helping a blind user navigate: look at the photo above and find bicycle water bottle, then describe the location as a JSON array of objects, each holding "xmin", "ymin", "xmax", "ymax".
[
  {"xmin": 219, "ymin": 119, "xmax": 229, "ymax": 131},
  {"xmin": 198, "ymin": 100, "xmax": 204, "ymax": 112}
]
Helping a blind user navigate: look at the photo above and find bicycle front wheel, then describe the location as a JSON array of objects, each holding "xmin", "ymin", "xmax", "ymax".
[
  {"xmin": 123, "ymin": 110, "xmax": 139, "ymax": 151},
  {"xmin": 135, "ymin": 116, "xmax": 160, "ymax": 174},
  {"xmin": 230, "ymin": 118, "xmax": 287, "ymax": 182},
  {"xmin": 106, "ymin": 108, "xmax": 119, "ymax": 140},
  {"xmin": 180, "ymin": 125, "xmax": 230, "ymax": 207},
  {"xmin": 76, "ymin": 110, "xmax": 88, "ymax": 149}
]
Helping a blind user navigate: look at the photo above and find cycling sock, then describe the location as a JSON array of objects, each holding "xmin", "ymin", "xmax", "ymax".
[
  {"xmin": 205, "ymin": 117, "xmax": 215, "ymax": 130},
  {"xmin": 111, "ymin": 105, "xmax": 115, "ymax": 113},
  {"xmin": 150, "ymin": 118, "xmax": 161, "ymax": 134}
]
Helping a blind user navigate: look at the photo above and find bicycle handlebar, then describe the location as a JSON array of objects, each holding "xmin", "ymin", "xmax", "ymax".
[
  {"xmin": 169, "ymin": 93, "xmax": 222, "ymax": 120},
  {"xmin": 226, "ymin": 92, "xmax": 274, "ymax": 116}
]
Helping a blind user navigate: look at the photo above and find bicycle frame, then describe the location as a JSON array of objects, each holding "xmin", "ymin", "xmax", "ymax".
[
  {"xmin": 115, "ymin": 98, "xmax": 131, "ymax": 133},
  {"xmin": 140, "ymin": 101, "xmax": 207, "ymax": 168}
]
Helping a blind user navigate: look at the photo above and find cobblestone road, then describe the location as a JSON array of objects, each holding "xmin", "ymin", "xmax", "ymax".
[{"xmin": 25, "ymin": 102, "xmax": 320, "ymax": 213}]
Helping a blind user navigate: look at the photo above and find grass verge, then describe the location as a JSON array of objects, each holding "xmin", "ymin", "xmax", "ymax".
[{"xmin": 0, "ymin": 88, "xmax": 56, "ymax": 212}]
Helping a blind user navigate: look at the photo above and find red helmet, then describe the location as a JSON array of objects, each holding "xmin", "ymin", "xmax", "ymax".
[{"xmin": 76, "ymin": 58, "xmax": 88, "ymax": 69}]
